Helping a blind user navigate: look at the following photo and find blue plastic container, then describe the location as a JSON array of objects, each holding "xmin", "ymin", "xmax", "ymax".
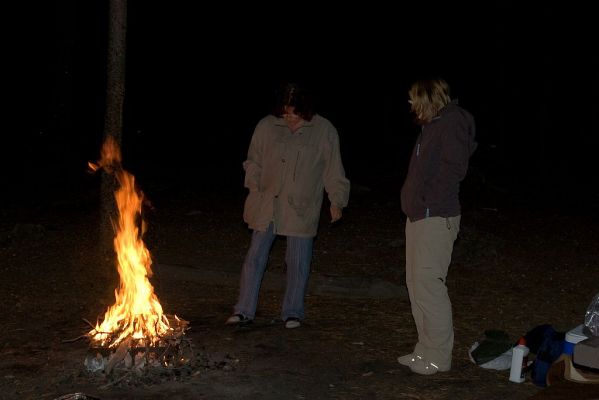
[{"xmin": 564, "ymin": 324, "xmax": 588, "ymax": 355}]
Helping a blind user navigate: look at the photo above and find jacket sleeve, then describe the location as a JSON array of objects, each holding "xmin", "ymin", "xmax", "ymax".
[
  {"xmin": 323, "ymin": 127, "xmax": 350, "ymax": 208},
  {"xmin": 243, "ymin": 124, "xmax": 263, "ymax": 192},
  {"xmin": 427, "ymin": 114, "xmax": 475, "ymax": 211}
]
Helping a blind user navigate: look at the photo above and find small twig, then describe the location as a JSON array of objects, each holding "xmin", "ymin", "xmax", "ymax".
[
  {"xmin": 82, "ymin": 318, "xmax": 112, "ymax": 336},
  {"xmin": 158, "ymin": 343, "xmax": 171, "ymax": 363},
  {"xmin": 82, "ymin": 318, "xmax": 96, "ymax": 330},
  {"xmin": 62, "ymin": 334, "xmax": 90, "ymax": 343}
]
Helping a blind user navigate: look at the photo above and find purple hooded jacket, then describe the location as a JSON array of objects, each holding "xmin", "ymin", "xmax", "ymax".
[{"xmin": 400, "ymin": 100, "xmax": 477, "ymax": 222}]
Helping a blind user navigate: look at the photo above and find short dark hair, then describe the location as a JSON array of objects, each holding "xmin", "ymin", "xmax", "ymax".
[{"xmin": 272, "ymin": 82, "xmax": 315, "ymax": 121}]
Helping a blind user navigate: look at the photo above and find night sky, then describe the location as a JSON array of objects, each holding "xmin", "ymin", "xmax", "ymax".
[{"xmin": 9, "ymin": 2, "xmax": 598, "ymax": 213}]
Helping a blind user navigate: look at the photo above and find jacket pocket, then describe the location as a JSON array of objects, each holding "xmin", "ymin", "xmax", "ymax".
[
  {"xmin": 292, "ymin": 143, "xmax": 318, "ymax": 182},
  {"xmin": 287, "ymin": 195, "xmax": 314, "ymax": 218},
  {"xmin": 243, "ymin": 191, "xmax": 264, "ymax": 223}
]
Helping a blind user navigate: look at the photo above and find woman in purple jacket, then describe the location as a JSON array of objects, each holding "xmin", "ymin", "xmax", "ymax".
[{"xmin": 398, "ymin": 78, "xmax": 477, "ymax": 375}]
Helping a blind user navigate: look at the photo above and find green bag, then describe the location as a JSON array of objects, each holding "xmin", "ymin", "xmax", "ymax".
[{"xmin": 471, "ymin": 329, "xmax": 513, "ymax": 365}]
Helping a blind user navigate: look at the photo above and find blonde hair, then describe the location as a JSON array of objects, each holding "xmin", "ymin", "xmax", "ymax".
[{"xmin": 408, "ymin": 78, "xmax": 451, "ymax": 124}]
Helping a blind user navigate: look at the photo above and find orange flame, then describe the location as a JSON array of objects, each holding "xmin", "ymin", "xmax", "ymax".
[{"xmin": 89, "ymin": 137, "xmax": 171, "ymax": 347}]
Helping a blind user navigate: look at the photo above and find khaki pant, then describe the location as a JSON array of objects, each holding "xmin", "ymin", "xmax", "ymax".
[{"xmin": 405, "ymin": 216, "xmax": 460, "ymax": 370}]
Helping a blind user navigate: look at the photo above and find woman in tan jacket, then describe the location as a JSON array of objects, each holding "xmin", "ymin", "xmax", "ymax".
[{"xmin": 226, "ymin": 82, "xmax": 350, "ymax": 329}]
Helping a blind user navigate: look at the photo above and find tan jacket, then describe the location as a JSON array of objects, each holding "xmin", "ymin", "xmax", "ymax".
[{"xmin": 243, "ymin": 114, "xmax": 350, "ymax": 237}]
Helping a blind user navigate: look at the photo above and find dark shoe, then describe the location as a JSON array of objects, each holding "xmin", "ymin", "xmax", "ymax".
[
  {"xmin": 285, "ymin": 317, "xmax": 301, "ymax": 329},
  {"xmin": 226, "ymin": 314, "xmax": 252, "ymax": 325}
]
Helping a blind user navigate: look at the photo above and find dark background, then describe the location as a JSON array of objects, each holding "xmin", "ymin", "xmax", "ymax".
[{"xmin": 8, "ymin": 2, "xmax": 598, "ymax": 214}]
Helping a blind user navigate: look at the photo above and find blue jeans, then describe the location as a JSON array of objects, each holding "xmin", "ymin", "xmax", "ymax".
[{"xmin": 234, "ymin": 223, "xmax": 313, "ymax": 321}]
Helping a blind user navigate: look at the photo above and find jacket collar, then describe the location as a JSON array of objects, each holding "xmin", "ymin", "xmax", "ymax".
[{"xmin": 274, "ymin": 114, "xmax": 317, "ymax": 128}]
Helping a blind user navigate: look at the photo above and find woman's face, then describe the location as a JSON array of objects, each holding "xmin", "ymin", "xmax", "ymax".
[{"xmin": 282, "ymin": 106, "xmax": 304, "ymax": 132}]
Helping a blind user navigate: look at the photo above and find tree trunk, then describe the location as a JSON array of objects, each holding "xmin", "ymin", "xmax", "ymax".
[{"xmin": 100, "ymin": 0, "xmax": 127, "ymax": 259}]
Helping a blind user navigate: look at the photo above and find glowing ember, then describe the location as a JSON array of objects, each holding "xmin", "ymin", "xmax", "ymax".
[{"xmin": 87, "ymin": 137, "xmax": 176, "ymax": 348}]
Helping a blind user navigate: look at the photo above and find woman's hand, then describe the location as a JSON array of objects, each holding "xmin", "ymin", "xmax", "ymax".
[{"xmin": 330, "ymin": 205, "xmax": 343, "ymax": 223}]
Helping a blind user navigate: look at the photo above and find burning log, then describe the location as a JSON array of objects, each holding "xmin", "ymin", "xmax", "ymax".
[{"xmin": 83, "ymin": 137, "xmax": 190, "ymax": 376}]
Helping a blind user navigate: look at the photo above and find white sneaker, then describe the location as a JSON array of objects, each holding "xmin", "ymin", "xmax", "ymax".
[
  {"xmin": 397, "ymin": 353, "xmax": 417, "ymax": 367},
  {"xmin": 409, "ymin": 358, "xmax": 450, "ymax": 375},
  {"xmin": 285, "ymin": 318, "xmax": 301, "ymax": 329}
]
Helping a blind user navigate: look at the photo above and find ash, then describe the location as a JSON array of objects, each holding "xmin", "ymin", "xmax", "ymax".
[{"xmin": 84, "ymin": 343, "xmax": 239, "ymax": 388}]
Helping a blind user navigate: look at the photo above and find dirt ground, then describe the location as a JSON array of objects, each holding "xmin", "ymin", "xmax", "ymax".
[{"xmin": 1, "ymin": 172, "xmax": 598, "ymax": 400}]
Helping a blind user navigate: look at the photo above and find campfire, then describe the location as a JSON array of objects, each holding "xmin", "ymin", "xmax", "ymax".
[{"xmin": 84, "ymin": 137, "xmax": 190, "ymax": 376}]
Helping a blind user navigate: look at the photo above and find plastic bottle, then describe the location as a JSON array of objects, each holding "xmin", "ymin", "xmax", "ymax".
[{"xmin": 509, "ymin": 337, "xmax": 530, "ymax": 383}]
